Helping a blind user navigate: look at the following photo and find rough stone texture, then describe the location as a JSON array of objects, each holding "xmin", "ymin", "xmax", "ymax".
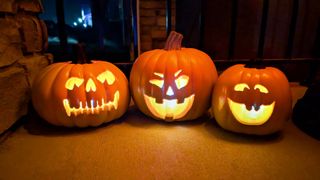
[
  {"xmin": 18, "ymin": 54, "xmax": 52, "ymax": 86},
  {"xmin": 17, "ymin": 14, "xmax": 45, "ymax": 53},
  {"xmin": 0, "ymin": 66, "xmax": 28, "ymax": 134},
  {"xmin": 139, "ymin": 0, "xmax": 176, "ymax": 52},
  {"xmin": 0, "ymin": 0, "xmax": 49, "ymax": 134},
  {"xmin": 0, "ymin": 0, "xmax": 43, "ymax": 13},
  {"xmin": 0, "ymin": 0, "xmax": 16, "ymax": 13},
  {"xmin": 16, "ymin": 0, "xmax": 43, "ymax": 13},
  {"xmin": 0, "ymin": 55, "xmax": 51, "ymax": 134},
  {"xmin": 0, "ymin": 17, "xmax": 23, "ymax": 68}
]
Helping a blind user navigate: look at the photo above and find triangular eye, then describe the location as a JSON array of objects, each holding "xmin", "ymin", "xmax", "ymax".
[
  {"xmin": 65, "ymin": 77, "xmax": 84, "ymax": 90},
  {"xmin": 149, "ymin": 72, "xmax": 164, "ymax": 88},
  {"xmin": 149, "ymin": 79, "xmax": 164, "ymax": 88},
  {"xmin": 97, "ymin": 70, "xmax": 115, "ymax": 85}
]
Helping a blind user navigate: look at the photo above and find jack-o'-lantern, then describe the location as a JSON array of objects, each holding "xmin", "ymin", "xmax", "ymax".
[
  {"xmin": 130, "ymin": 31, "xmax": 218, "ymax": 121},
  {"xmin": 32, "ymin": 44, "xmax": 130, "ymax": 127},
  {"xmin": 211, "ymin": 64, "xmax": 292, "ymax": 135}
]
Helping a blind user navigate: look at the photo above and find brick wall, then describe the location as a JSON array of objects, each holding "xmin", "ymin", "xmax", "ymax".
[{"xmin": 139, "ymin": 0, "xmax": 175, "ymax": 52}]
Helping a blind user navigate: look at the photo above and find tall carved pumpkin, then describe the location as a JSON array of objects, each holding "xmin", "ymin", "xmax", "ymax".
[
  {"xmin": 32, "ymin": 45, "xmax": 130, "ymax": 127},
  {"xmin": 130, "ymin": 31, "xmax": 218, "ymax": 121},
  {"xmin": 211, "ymin": 64, "xmax": 292, "ymax": 135}
]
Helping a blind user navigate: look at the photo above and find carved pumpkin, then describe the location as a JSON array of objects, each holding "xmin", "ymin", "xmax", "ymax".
[
  {"xmin": 130, "ymin": 31, "xmax": 218, "ymax": 121},
  {"xmin": 32, "ymin": 45, "xmax": 130, "ymax": 127},
  {"xmin": 211, "ymin": 64, "xmax": 292, "ymax": 135}
]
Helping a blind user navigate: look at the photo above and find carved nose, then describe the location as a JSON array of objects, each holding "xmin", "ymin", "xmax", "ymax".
[
  {"xmin": 86, "ymin": 78, "xmax": 96, "ymax": 92},
  {"xmin": 166, "ymin": 86, "xmax": 174, "ymax": 96}
]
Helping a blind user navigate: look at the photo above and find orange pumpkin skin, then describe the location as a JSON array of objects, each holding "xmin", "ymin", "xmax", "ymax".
[
  {"xmin": 130, "ymin": 33, "xmax": 218, "ymax": 121},
  {"xmin": 32, "ymin": 61, "xmax": 130, "ymax": 127},
  {"xmin": 211, "ymin": 64, "xmax": 292, "ymax": 135}
]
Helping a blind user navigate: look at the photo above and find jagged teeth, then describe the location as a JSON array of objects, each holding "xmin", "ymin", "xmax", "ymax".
[{"xmin": 63, "ymin": 91, "xmax": 120, "ymax": 117}]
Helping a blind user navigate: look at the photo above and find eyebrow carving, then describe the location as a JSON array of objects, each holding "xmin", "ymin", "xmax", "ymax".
[
  {"xmin": 153, "ymin": 72, "xmax": 164, "ymax": 78},
  {"xmin": 174, "ymin": 69, "xmax": 182, "ymax": 77}
]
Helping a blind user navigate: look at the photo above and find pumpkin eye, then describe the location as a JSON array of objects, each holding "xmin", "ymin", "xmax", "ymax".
[
  {"xmin": 65, "ymin": 77, "xmax": 84, "ymax": 90},
  {"xmin": 254, "ymin": 84, "xmax": 269, "ymax": 93},
  {"xmin": 149, "ymin": 79, "xmax": 164, "ymax": 88},
  {"xmin": 175, "ymin": 75, "xmax": 189, "ymax": 89},
  {"xmin": 234, "ymin": 83, "xmax": 250, "ymax": 92},
  {"xmin": 86, "ymin": 78, "xmax": 96, "ymax": 92},
  {"xmin": 97, "ymin": 70, "xmax": 115, "ymax": 85}
]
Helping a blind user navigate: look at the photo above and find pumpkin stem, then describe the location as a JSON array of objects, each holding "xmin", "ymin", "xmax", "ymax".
[
  {"xmin": 72, "ymin": 43, "xmax": 90, "ymax": 64},
  {"xmin": 164, "ymin": 31, "xmax": 183, "ymax": 50}
]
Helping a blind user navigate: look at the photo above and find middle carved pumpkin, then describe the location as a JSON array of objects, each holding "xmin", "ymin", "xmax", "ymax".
[{"xmin": 130, "ymin": 31, "xmax": 218, "ymax": 121}]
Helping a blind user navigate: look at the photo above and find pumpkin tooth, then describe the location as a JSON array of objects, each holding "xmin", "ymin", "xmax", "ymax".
[
  {"xmin": 177, "ymin": 98, "xmax": 184, "ymax": 104},
  {"xmin": 155, "ymin": 97, "xmax": 163, "ymax": 104},
  {"xmin": 62, "ymin": 91, "xmax": 120, "ymax": 116},
  {"xmin": 63, "ymin": 99, "xmax": 71, "ymax": 117},
  {"xmin": 113, "ymin": 91, "xmax": 119, "ymax": 109},
  {"xmin": 95, "ymin": 100, "xmax": 100, "ymax": 113},
  {"xmin": 79, "ymin": 101, "xmax": 84, "ymax": 114},
  {"xmin": 101, "ymin": 98, "xmax": 105, "ymax": 110},
  {"xmin": 85, "ymin": 102, "xmax": 89, "ymax": 114},
  {"xmin": 90, "ymin": 99, "xmax": 94, "ymax": 114},
  {"xmin": 143, "ymin": 94, "xmax": 195, "ymax": 120}
]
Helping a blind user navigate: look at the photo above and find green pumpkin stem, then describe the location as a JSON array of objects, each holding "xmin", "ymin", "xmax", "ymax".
[
  {"xmin": 72, "ymin": 43, "xmax": 90, "ymax": 64},
  {"xmin": 164, "ymin": 31, "xmax": 183, "ymax": 50}
]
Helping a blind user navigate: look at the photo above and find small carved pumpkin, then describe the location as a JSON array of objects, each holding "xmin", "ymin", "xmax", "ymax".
[
  {"xmin": 211, "ymin": 64, "xmax": 292, "ymax": 135},
  {"xmin": 130, "ymin": 31, "xmax": 218, "ymax": 121},
  {"xmin": 32, "ymin": 45, "xmax": 130, "ymax": 127}
]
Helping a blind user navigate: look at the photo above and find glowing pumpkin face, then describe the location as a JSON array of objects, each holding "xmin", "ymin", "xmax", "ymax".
[
  {"xmin": 130, "ymin": 31, "xmax": 218, "ymax": 121},
  {"xmin": 212, "ymin": 64, "xmax": 292, "ymax": 135},
  {"xmin": 143, "ymin": 70, "xmax": 195, "ymax": 120},
  {"xmin": 32, "ymin": 61, "xmax": 130, "ymax": 127},
  {"xmin": 63, "ymin": 69, "xmax": 119, "ymax": 117},
  {"xmin": 227, "ymin": 83, "xmax": 275, "ymax": 125}
]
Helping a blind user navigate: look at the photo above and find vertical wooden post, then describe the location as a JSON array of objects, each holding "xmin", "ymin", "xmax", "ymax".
[
  {"xmin": 228, "ymin": 0, "xmax": 238, "ymax": 60},
  {"xmin": 286, "ymin": 0, "xmax": 299, "ymax": 58},
  {"xmin": 56, "ymin": 0, "xmax": 67, "ymax": 53},
  {"xmin": 257, "ymin": 0, "xmax": 269, "ymax": 58},
  {"xmin": 166, "ymin": 0, "xmax": 172, "ymax": 37}
]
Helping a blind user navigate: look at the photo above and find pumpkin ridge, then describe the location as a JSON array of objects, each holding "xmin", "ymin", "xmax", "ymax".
[
  {"xmin": 33, "ymin": 63, "xmax": 64, "ymax": 89},
  {"xmin": 155, "ymin": 50, "xmax": 169, "ymax": 100},
  {"xmin": 182, "ymin": 50, "xmax": 197, "ymax": 118},
  {"xmin": 50, "ymin": 63, "xmax": 73, "ymax": 125},
  {"xmin": 134, "ymin": 50, "xmax": 162, "ymax": 112},
  {"xmin": 32, "ymin": 63, "xmax": 67, "ymax": 125}
]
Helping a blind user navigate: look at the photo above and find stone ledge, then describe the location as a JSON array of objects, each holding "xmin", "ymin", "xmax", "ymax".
[
  {"xmin": 0, "ymin": 54, "xmax": 51, "ymax": 134},
  {"xmin": 0, "ymin": 0, "xmax": 43, "ymax": 13}
]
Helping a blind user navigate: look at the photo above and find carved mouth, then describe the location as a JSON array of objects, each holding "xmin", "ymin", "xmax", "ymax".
[
  {"xmin": 227, "ymin": 98, "xmax": 275, "ymax": 125},
  {"xmin": 143, "ymin": 94, "xmax": 195, "ymax": 120},
  {"xmin": 63, "ymin": 91, "xmax": 119, "ymax": 117}
]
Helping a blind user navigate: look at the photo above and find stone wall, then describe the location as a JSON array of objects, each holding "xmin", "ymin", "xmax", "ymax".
[
  {"xmin": 139, "ymin": 0, "xmax": 175, "ymax": 52},
  {"xmin": 0, "ymin": 0, "xmax": 51, "ymax": 134}
]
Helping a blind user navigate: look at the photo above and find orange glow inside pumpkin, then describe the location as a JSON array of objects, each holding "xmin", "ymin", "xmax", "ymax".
[
  {"xmin": 144, "ymin": 70, "xmax": 195, "ymax": 120},
  {"xmin": 63, "ymin": 70, "xmax": 119, "ymax": 117},
  {"xmin": 227, "ymin": 83, "xmax": 275, "ymax": 125}
]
